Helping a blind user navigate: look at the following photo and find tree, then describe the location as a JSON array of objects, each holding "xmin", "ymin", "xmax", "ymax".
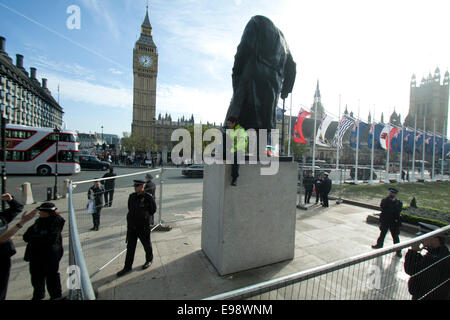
[
  {"xmin": 121, "ymin": 134, "xmax": 154, "ymax": 153},
  {"xmin": 285, "ymin": 138, "xmax": 307, "ymax": 160}
]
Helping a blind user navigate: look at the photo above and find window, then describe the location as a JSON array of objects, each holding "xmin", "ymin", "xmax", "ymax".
[
  {"xmin": 48, "ymin": 151, "xmax": 76, "ymax": 163},
  {"xmin": 6, "ymin": 129, "xmax": 36, "ymax": 139}
]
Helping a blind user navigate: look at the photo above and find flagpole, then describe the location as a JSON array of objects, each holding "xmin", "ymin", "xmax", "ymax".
[
  {"xmin": 312, "ymin": 96, "xmax": 317, "ymax": 176},
  {"xmin": 399, "ymin": 124, "xmax": 404, "ymax": 183},
  {"xmin": 385, "ymin": 121, "xmax": 391, "ymax": 184},
  {"xmin": 422, "ymin": 112, "xmax": 426, "ymax": 181},
  {"xmin": 442, "ymin": 121, "xmax": 446, "ymax": 181},
  {"xmin": 288, "ymin": 94, "xmax": 293, "ymax": 157},
  {"xmin": 336, "ymin": 94, "xmax": 341, "ymax": 174},
  {"xmin": 354, "ymin": 100, "xmax": 360, "ymax": 184},
  {"xmin": 432, "ymin": 120, "xmax": 436, "ymax": 182},
  {"xmin": 369, "ymin": 107, "xmax": 375, "ymax": 184},
  {"xmin": 411, "ymin": 114, "xmax": 417, "ymax": 183}
]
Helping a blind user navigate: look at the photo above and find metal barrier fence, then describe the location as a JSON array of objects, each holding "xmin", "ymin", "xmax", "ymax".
[
  {"xmin": 205, "ymin": 225, "xmax": 450, "ymax": 300},
  {"xmin": 67, "ymin": 166, "xmax": 204, "ymax": 299}
]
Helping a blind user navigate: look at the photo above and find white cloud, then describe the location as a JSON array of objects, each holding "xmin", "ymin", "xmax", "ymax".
[
  {"xmin": 108, "ymin": 68, "xmax": 124, "ymax": 75},
  {"xmin": 78, "ymin": 0, "xmax": 121, "ymax": 40}
]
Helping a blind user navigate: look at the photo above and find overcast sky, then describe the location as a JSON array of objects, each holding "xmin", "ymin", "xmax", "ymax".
[{"xmin": 0, "ymin": 0, "xmax": 449, "ymax": 136}]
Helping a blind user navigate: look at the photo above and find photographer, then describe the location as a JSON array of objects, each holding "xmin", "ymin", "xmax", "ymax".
[{"xmin": 0, "ymin": 193, "xmax": 24, "ymax": 300}]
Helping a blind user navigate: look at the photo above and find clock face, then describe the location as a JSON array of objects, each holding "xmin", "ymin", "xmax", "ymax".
[{"xmin": 139, "ymin": 55, "xmax": 152, "ymax": 68}]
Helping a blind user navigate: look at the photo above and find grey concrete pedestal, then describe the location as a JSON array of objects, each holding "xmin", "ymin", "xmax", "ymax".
[{"xmin": 201, "ymin": 161, "xmax": 297, "ymax": 275}]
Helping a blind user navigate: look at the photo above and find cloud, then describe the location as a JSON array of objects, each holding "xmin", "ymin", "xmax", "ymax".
[
  {"xmin": 78, "ymin": 0, "xmax": 121, "ymax": 40},
  {"xmin": 108, "ymin": 68, "xmax": 124, "ymax": 75}
]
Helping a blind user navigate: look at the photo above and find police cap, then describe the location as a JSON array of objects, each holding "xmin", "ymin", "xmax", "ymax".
[
  {"xmin": 133, "ymin": 179, "xmax": 146, "ymax": 187},
  {"xmin": 36, "ymin": 202, "xmax": 57, "ymax": 212},
  {"xmin": 388, "ymin": 188, "xmax": 399, "ymax": 194}
]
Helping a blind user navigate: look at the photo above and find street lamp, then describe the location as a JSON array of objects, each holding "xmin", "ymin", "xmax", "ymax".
[{"xmin": 53, "ymin": 127, "xmax": 60, "ymax": 200}]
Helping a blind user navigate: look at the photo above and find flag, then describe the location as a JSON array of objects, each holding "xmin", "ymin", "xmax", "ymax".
[
  {"xmin": 403, "ymin": 128, "xmax": 415, "ymax": 154},
  {"xmin": 445, "ymin": 140, "xmax": 450, "ymax": 158},
  {"xmin": 293, "ymin": 108, "xmax": 310, "ymax": 144},
  {"xmin": 390, "ymin": 127, "xmax": 402, "ymax": 153},
  {"xmin": 424, "ymin": 133, "xmax": 434, "ymax": 155},
  {"xmin": 332, "ymin": 115, "xmax": 355, "ymax": 148},
  {"xmin": 368, "ymin": 124, "xmax": 384, "ymax": 150},
  {"xmin": 349, "ymin": 121, "xmax": 368, "ymax": 149},
  {"xmin": 380, "ymin": 125, "xmax": 399, "ymax": 151},
  {"xmin": 276, "ymin": 107, "xmax": 286, "ymax": 121},
  {"xmin": 316, "ymin": 114, "xmax": 333, "ymax": 147},
  {"xmin": 435, "ymin": 136, "xmax": 444, "ymax": 155}
]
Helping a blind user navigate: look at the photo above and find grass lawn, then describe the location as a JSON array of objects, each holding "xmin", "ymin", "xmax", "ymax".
[{"xmin": 332, "ymin": 181, "xmax": 450, "ymax": 212}]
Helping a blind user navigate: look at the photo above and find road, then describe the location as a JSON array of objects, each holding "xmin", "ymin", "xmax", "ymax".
[{"xmin": 4, "ymin": 166, "xmax": 202, "ymax": 203}]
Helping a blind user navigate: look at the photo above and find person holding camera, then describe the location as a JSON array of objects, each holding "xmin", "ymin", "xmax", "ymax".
[{"xmin": 0, "ymin": 194, "xmax": 24, "ymax": 300}]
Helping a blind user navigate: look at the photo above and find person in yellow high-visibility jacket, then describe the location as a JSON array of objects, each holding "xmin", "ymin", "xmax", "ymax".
[{"xmin": 226, "ymin": 117, "xmax": 248, "ymax": 186}]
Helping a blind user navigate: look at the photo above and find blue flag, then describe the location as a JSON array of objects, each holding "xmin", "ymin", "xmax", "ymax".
[
  {"xmin": 350, "ymin": 121, "xmax": 368, "ymax": 149},
  {"xmin": 403, "ymin": 129, "xmax": 415, "ymax": 154},
  {"xmin": 368, "ymin": 124, "xmax": 383, "ymax": 150},
  {"xmin": 390, "ymin": 128, "xmax": 403, "ymax": 153}
]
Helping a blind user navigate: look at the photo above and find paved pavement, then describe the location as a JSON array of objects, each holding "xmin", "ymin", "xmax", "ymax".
[{"xmin": 5, "ymin": 195, "xmax": 417, "ymax": 300}]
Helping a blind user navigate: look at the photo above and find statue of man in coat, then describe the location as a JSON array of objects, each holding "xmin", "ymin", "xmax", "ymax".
[{"xmin": 225, "ymin": 15, "xmax": 297, "ymax": 136}]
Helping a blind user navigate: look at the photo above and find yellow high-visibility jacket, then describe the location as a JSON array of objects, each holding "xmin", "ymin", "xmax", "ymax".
[{"xmin": 226, "ymin": 124, "xmax": 248, "ymax": 153}]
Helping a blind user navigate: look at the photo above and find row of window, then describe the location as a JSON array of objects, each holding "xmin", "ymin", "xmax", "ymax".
[{"xmin": 4, "ymin": 150, "xmax": 76, "ymax": 162}]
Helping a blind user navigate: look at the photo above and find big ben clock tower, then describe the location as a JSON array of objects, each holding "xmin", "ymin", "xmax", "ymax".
[{"xmin": 131, "ymin": 5, "xmax": 158, "ymax": 138}]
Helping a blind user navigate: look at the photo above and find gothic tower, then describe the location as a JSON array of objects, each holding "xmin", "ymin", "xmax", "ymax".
[
  {"xmin": 405, "ymin": 68, "xmax": 449, "ymax": 135},
  {"xmin": 131, "ymin": 4, "xmax": 158, "ymax": 138}
]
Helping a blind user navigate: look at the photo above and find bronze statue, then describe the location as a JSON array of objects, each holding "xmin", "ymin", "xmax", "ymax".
[{"xmin": 225, "ymin": 15, "xmax": 297, "ymax": 131}]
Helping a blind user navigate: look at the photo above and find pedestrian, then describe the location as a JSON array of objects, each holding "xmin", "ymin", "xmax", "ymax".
[
  {"xmin": 117, "ymin": 180, "xmax": 157, "ymax": 277},
  {"xmin": 302, "ymin": 172, "xmax": 314, "ymax": 204},
  {"xmin": 23, "ymin": 203, "xmax": 65, "ymax": 300},
  {"xmin": 88, "ymin": 180, "xmax": 104, "ymax": 231},
  {"xmin": 226, "ymin": 116, "xmax": 248, "ymax": 186},
  {"xmin": 401, "ymin": 170, "xmax": 406, "ymax": 181},
  {"xmin": 145, "ymin": 173, "xmax": 157, "ymax": 227},
  {"xmin": 314, "ymin": 173, "xmax": 323, "ymax": 204},
  {"xmin": 372, "ymin": 187, "xmax": 403, "ymax": 257},
  {"xmin": 320, "ymin": 172, "xmax": 332, "ymax": 207},
  {"xmin": 0, "ymin": 194, "xmax": 24, "ymax": 300},
  {"xmin": 101, "ymin": 167, "xmax": 117, "ymax": 207},
  {"xmin": 404, "ymin": 222, "xmax": 450, "ymax": 300}
]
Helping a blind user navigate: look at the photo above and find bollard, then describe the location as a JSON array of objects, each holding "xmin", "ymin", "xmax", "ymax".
[
  {"xmin": 21, "ymin": 182, "xmax": 35, "ymax": 205},
  {"xmin": 47, "ymin": 187, "xmax": 52, "ymax": 201},
  {"xmin": 63, "ymin": 179, "xmax": 70, "ymax": 198}
]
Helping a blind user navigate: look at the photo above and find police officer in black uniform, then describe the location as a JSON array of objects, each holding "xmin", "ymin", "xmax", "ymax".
[
  {"xmin": 404, "ymin": 222, "xmax": 450, "ymax": 300},
  {"xmin": 117, "ymin": 180, "xmax": 156, "ymax": 277},
  {"xmin": 302, "ymin": 172, "xmax": 314, "ymax": 204},
  {"xmin": 320, "ymin": 172, "xmax": 332, "ymax": 207},
  {"xmin": 372, "ymin": 187, "xmax": 403, "ymax": 257},
  {"xmin": 144, "ymin": 174, "xmax": 156, "ymax": 227}
]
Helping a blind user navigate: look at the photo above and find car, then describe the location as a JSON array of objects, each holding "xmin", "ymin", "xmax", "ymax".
[
  {"xmin": 182, "ymin": 164, "xmax": 204, "ymax": 177},
  {"xmin": 350, "ymin": 167, "xmax": 377, "ymax": 181},
  {"xmin": 78, "ymin": 155, "xmax": 110, "ymax": 171}
]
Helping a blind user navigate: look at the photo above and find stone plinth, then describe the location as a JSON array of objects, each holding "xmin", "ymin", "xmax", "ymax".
[{"xmin": 201, "ymin": 160, "xmax": 297, "ymax": 275}]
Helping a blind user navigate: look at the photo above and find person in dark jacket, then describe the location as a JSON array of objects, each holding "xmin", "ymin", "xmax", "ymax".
[
  {"xmin": 372, "ymin": 188, "xmax": 403, "ymax": 257},
  {"xmin": 117, "ymin": 180, "xmax": 157, "ymax": 277},
  {"xmin": 23, "ymin": 203, "xmax": 65, "ymax": 300},
  {"xmin": 302, "ymin": 172, "xmax": 314, "ymax": 204},
  {"xmin": 88, "ymin": 180, "xmax": 104, "ymax": 231},
  {"xmin": 225, "ymin": 15, "xmax": 296, "ymax": 131},
  {"xmin": 101, "ymin": 168, "xmax": 117, "ymax": 207},
  {"xmin": 320, "ymin": 172, "xmax": 332, "ymax": 207},
  {"xmin": 0, "ymin": 194, "xmax": 24, "ymax": 300},
  {"xmin": 144, "ymin": 173, "xmax": 156, "ymax": 226},
  {"xmin": 314, "ymin": 174, "xmax": 323, "ymax": 204},
  {"xmin": 404, "ymin": 222, "xmax": 450, "ymax": 300}
]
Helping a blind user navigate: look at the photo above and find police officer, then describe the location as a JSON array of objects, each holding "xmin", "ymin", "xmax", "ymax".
[
  {"xmin": 117, "ymin": 180, "xmax": 156, "ymax": 277},
  {"xmin": 320, "ymin": 172, "xmax": 332, "ymax": 207},
  {"xmin": 23, "ymin": 202, "xmax": 65, "ymax": 300},
  {"xmin": 144, "ymin": 173, "xmax": 156, "ymax": 226},
  {"xmin": 404, "ymin": 222, "xmax": 450, "ymax": 300},
  {"xmin": 302, "ymin": 172, "xmax": 314, "ymax": 204},
  {"xmin": 372, "ymin": 187, "xmax": 402, "ymax": 257},
  {"xmin": 314, "ymin": 173, "xmax": 323, "ymax": 205},
  {"xmin": 0, "ymin": 194, "xmax": 24, "ymax": 300}
]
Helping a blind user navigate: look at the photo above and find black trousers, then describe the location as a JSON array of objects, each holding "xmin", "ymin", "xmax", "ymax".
[
  {"xmin": 0, "ymin": 256, "xmax": 11, "ymax": 300},
  {"xmin": 104, "ymin": 189, "xmax": 114, "ymax": 206},
  {"xmin": 124, "ymin": 225, "xmax": 153, "ymax": 269},
  {"xmin": 231, "ymin": 152, "xmax": 239, "ymax": 180},
  {"xmin": 29, "ymin": 257, "xmax": 62, "ymax": 300},
  {"xmin": 304, "ymin": 189, "xmax": 313, "ymax": 204},
  {"xmin": 376, "ymin": 223, "xmax": 400, "ymax": 247},
  {"xmin": 321, "ymin": 192, "xmax": 329, "ymax": 207},
  {"xmin": 315, "ymin": 189, "xmax": 321, "ymax": 203},
  {"xmin": 92, "ymin": 207, "xmax": 102, "ymax": 228}
]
